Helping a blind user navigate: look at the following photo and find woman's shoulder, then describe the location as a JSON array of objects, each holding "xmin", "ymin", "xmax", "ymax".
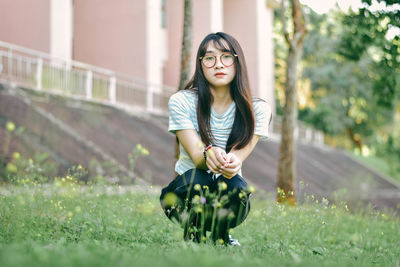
[
  {"xmin": 170, "ymin": 89, "xmax": 197, "ymax": 102},
  {"xmin": 252, "ymin": 97, "xmax": 272, "ymax": 120},
  {"xmin": 168, "ymin": 89, "xmax": 198, "ymax": 110},
  {"xmin": 252, "ymin": 97, "xmax": 271, "ymax": 111}
]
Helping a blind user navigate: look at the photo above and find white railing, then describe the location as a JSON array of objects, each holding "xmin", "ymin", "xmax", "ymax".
[
  {"xmin": 0, "ymin": 40, "xmax": 325, "ymax": 145},
  {"xmin": 0, "ymin": 40, "xmax": 175, "ymax": 114}
]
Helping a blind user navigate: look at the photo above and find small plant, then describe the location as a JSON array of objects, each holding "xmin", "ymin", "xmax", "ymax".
[
  {"xmin": 86, "ymin": 144, "xmax": 150, "ymax": 185},
  {"xmin": 67, "ymin": 164, "xmax": 88, "ymax": 182},
  {"xmin": 1, "ymin": 121, "xmax": 16, "ymax": 161},
  {"xmin": 127, "ymin": 144, "xmax": 150, "ymax": 183},
  {"xmin": 1, "ymin": 121, "xmax": 58, "ymax": 183},
  {"xmin": 3, "ymin": 152, "xmax": 58, "ymax": 184},
  {"xmin": 1, "ymin": 121, "xmax": 17, "ymax": 180}
]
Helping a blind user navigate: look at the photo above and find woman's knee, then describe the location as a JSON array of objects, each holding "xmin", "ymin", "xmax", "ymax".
[
  {"xmin": 219, "ymin": 175, "xmax": 251, "ymax": 218},
  {"xmin": 171, "ymin": 169, "xmax": 214, "ymax": 198},
  {"xmin": 220, "ymin": 175, "xmax": 248, "ymax": 195}
]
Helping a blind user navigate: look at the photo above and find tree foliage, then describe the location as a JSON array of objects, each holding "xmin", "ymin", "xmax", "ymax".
[
  {"xmin": 273, "ymin": 1, "xmax": 400, "ymax": 168},
  {"xmin": 274, "ymin": 1, "xmax": 399, "ymax": 155},
  {"xmin": 338, "ymin": 0, "xmax": 400, "ymax": 108},
  {"xmin": 299, "ymin": 8, "xmax": 397, "ymax": 151}
]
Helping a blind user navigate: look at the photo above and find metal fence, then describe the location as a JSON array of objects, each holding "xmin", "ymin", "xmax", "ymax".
[{"xmin": 0, "ymin": 40, "xmax": 324, "ymax": 145}]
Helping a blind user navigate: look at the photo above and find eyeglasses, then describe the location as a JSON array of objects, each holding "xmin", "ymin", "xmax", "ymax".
[{"xmin": 199, "ymin": 53, "xmax": 238, "ymax": 68}]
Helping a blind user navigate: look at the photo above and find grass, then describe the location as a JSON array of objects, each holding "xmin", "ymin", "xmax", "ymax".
[
  {"xmin": 353, "ymin": 153, "xmax": 400, "ymax": 184},
  {"xmin": 0, "ymin": 180, "xmax": 399, "ymax": 267}
]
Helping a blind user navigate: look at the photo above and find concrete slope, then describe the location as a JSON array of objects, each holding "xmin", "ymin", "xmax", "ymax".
[
  {"xmin": 1, "ymin": 84, "xmax": 400, "ymax": 214},
  {"xmin": 0, "ymin": 84, "xmax": 145, "ymax": 183}
]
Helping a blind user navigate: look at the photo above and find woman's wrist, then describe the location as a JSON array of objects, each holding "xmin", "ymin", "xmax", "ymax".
[{"xmin": 203, "ymin": 144, "xmax": 216, "ymax": 161}]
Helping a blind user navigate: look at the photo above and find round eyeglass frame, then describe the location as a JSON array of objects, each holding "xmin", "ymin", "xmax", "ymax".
[{"xmin": 199, "ymin": 54, "xmax": 238, "ymax": 68}]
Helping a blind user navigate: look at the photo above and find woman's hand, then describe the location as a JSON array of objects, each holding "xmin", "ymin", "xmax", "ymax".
[
  {"xmin": 220, "ymin": 152, "xmax": 242, "ymax": 179},
  {"xmin": 205, "ymin": 146, "xmax": 227, "ymax": 174}
]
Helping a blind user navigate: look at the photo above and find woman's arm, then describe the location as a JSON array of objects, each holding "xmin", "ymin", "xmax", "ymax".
[
  {"xmin": 176, "ymin": 129, "xmax": 227, "ymax": 172},
  {"xmin": 221, "ymin": 100, "xmax": 271, "ymax": 179},
  {"xmin": 229, "ymin": 134, "xmax": 260, "ymax": 162},
  {"xmin": 220, "ymin": 134, "xmax": 260, "ymax": 178}
]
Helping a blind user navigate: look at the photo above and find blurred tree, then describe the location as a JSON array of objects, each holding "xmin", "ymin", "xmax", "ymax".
[
  {"xmin": 175, "ymin": 0, "xmax": 193, "ymax": 174},
  {"xmin": 178, "ymin": 0, "xmax": 193, "ymax": 90},
  {"xmin": 338, "ymin": 0, "xmax": 400, "ymax": 108},
  {"xmin": 274, "ymin": 1, "xmax": 400, "ymax": 175},
  {"xmin": 277, "ymin": 0, "xmax": 307, "ymax": 205},
  {"xmin": 299, "ymin": 4, "xmax": 398, "ymax": 153}
]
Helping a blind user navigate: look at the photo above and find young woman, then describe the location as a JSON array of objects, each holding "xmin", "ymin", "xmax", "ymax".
[{"xmin": 160, "ymin": 32, "xmax": 272, "ymax": 245}]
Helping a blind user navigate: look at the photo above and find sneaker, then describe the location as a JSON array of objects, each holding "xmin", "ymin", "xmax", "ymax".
[{"xmin": 228, "ymin": 235, "xmax": 241, "ymax": 246}]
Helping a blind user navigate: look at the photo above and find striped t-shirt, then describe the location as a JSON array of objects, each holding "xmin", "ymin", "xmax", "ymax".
[{"xmin": 168, "ymin": 89, "xmax": 272, "ymax": 175}]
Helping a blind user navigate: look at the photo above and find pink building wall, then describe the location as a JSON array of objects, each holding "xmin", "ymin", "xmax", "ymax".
[
  {"xmin": 224, "ymin": 0, "xmax": 276, "ymax": 112},
  {"xmin": 163, "ymin": 0, "xmax": 184, "ymax": 87},
  {"xmin": 192, "ymin": 0, "xmax": 214, "ymax": 62},
  {"xmin": 224, "ymin": 0, "xmax": 259, "ymax": 96},
  {"xmin": 163, "ymin": 0, "xmax": 223, "ymax": 88},
  {"xmin": 0, "ymin": 0, "xmax": 50, "ymax": 52},
  {"xmin": 73, "ymin": 0, "xmax": 147, "ymax": 78}
]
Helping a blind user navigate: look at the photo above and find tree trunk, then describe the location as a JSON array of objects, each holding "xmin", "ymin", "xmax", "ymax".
[
  {"xmin": 178, "ymin": 0, "xmax": 193, "ymax": 90},
  {"xmin": 175, "ymin": 0, "xmax": 193, "ymax": 172},
  {"xmin": 277, "ymin": 0, "xmax": 306, "ymax": 205},
  {"xmin": 346, "ymin": 127, "xmax": 363, "ymax": 153}
]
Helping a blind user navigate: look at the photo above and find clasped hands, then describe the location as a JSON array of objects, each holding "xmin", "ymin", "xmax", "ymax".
[{"xmin": 205, "ymin": 146, "xmax": 241, "ymax": 179}]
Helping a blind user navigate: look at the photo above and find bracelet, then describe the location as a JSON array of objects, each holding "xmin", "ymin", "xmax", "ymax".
[{"xmin": 203, "ymin": 144, "xmax": 215, "ymax": 161}]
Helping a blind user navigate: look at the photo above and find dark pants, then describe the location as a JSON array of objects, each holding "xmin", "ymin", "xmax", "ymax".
[{"xmin": 160, "ymin": 169, "xmax": 251, "ymax": 242}]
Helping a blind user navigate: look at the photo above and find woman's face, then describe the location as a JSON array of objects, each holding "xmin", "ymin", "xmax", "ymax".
[{"xmin": 201, "ymin": 41, "xmax": 236, "ymax": 89}]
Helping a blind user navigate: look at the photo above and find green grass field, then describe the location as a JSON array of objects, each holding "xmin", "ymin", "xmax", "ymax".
[{"xmin": 0, "ymin": 180, "xmax": 399, "ymax": 267}]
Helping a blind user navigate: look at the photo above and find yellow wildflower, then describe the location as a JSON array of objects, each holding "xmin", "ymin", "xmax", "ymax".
[{"xmin": 6, "ymin": 121, "xmax": 15, "ymax": 132}]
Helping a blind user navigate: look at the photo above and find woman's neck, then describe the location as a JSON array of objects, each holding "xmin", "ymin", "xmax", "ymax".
[{"xmin": 210, "ymin": 86, "xmax": 232, "ymax": 107}]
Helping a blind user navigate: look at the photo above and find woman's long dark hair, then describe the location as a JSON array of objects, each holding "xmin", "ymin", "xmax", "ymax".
[{"xmin": 181, "ymin": 32, "xmax": 255, "ymax": 153}]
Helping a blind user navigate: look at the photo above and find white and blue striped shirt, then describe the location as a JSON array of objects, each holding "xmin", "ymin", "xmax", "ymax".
[{"xmin": 168, "ymin": 90, "xmax": 272, "ymax": 175}]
